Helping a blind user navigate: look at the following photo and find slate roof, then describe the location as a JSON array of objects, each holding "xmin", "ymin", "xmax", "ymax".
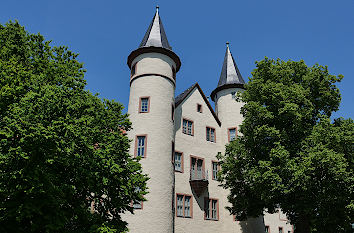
[
  {"xmin": 127, "ymin": 7, "xmax": 181, "ymax": 72},
  {"xmin": 139, "ymin": 6, "xmax": 172, "ymax": 50},
  {"xmin": 175, "ymin": 83, "xmax": 221, "ymax": 126},
  {"xmin": 210, "ymin": 43, "xmax": 245, "ymax": 101}
]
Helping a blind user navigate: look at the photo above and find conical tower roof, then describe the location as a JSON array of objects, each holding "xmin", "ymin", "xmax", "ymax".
[
  {"xmin": 139, "ymin": 6, "xmax": 172, "ymax": 50},
  {"xmin": 127, "ymin": 6, "xmax": 181, "ymax": 71},
  {"xmin": 210, "ymin": 43, "xmax": 245, "ymax": 101}
]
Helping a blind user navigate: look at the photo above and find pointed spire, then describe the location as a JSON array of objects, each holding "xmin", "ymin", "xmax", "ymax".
[
  {"xmin": 217, "ymin": 42, "xmax": 245, "ymax": 87},
  {"xmin": 139, "ymin": 6, "xmax": 172, "ymax": 50},
  {"xmin": 210, "ymin": 43, "xmax": 245, "ymax": 101}
]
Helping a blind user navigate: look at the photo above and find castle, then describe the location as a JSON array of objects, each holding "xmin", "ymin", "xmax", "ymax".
[{"xmin": 123, "ymin": 7, "xmax": 293, "ymax": 233}]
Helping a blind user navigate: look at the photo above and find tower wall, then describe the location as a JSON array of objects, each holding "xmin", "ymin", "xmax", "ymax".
[
  {"xmin": 215, "ymin": 88, "xmax": 244, "ymax": 145},
  {"xmin": 125, "ymin": 52, "xmax": 176, "ymax": 233}
]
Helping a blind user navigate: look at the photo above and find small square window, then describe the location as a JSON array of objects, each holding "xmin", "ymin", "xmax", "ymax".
[
  {"xmin": 279, "ymin": 227, "xmax": 283, "ymax": 233},
  {"xmin": 206, "ymin": 127, "xmax": 216, "ymax": 142},
  {"xmin": 139, "ymin": 97, "xmax": 150, "ymax": 113},
  {"xmin": 197, "ymin": 104, "xmax": 202, "ymax": 113},
  {"xmin": 182, "ymin": 119, "xmax": 193, "ymax": 136}
]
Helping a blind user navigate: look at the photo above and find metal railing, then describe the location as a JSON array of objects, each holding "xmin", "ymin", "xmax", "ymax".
[{"xmin": 190, "ymin": 169, "xmax": 208, "ymax": 181}]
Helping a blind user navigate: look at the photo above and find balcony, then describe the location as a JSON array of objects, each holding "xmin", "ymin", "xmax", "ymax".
[{"xmin": 189, "ymin": 169, "xmax": 208, "ymax": 197}]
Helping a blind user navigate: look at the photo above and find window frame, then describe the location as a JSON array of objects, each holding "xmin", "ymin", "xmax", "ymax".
[
  {"xmin": 204, "ymin": 197, "xmax": 219, "ymax": 221},
  {"xmin": 174, "ymin": 151, "xmax": 184, "ymax": 173},
  {"xmin": 206, "ymin": 126, "xmax": 216, "ymax": 143},
  {"xmin": 182, "ymin": 118, "xmax": 194, "ymax": 136},
  {"xmin": 190, "ymin": 155, "xmax": 205, "ymax": 180},
  {"xmin": 139, "ymin": 96, "xmax": 150, "ymax": 113},
  {"xmin": 228, "ymin": 127, "xmax": 237, "ymax": 142},
  {"xmin": 175, "ymin": 193, "xmax": 193, "ymax": 218},
  {"xmin": 134, "ymin": 134, "xmax": 147, "ymax": 158},
  {"xmin": 197, "ymin": 103, "xmax": 203, "ymax": 113},
  {"xmin": 211, "ymin": 160, "xmax": 220, "ymax": 180}
]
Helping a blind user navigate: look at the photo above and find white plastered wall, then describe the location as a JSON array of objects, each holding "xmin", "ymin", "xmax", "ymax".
[{"xmin": 123, "ymin": 52, "xmax": 176, "ymax": 233}]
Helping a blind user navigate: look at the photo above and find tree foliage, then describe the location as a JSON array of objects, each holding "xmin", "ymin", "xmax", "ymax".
[
  {"xmin": 0, "ymin": 21, "xmax": 148, "ymax": 232},
  {"xmin": 218, "ymin": 58, "xmax": 353, "ymax": 232}
]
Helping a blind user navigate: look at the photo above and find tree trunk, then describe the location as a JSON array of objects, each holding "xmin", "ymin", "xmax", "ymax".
[{"xmin": 294, "ymin": 216, "xmax": 311, "ymax": 233}]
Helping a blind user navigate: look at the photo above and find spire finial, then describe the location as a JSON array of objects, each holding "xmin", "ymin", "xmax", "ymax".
[
  {"xmin": 226, "ymin": 41, "xmax": 229, "ymax": 48},
  {"xmin": 156, "ymin": 5, "xmax": 159, "ymax": 13}
]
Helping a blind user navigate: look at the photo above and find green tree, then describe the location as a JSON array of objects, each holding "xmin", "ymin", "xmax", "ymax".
[
  {"xmin": 0, "ymin": 21, "xmax": 148, "ymax": 232},
  {"xmin": 218, "ymin": 58, "xmax": 353, "ymax": 233}
]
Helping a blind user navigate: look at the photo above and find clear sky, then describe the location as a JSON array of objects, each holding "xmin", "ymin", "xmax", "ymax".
[{"xmin": 1, "ymin": 0, "xmax": 353, "ymax": 119}]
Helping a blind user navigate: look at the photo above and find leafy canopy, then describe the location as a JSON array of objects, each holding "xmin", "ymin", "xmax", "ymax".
[
  {"xmin": 218, "ymin": 58, "xmax": 353, "ymax": 232},
  {"xmin": 0, "ymin": 21, "xmax": 148, "ymax": 233}
]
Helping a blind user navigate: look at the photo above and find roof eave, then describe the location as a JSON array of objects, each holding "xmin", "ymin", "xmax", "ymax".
[{"xmin": 127, "ymin": 46, "xmax": 181, "ymax": 72}]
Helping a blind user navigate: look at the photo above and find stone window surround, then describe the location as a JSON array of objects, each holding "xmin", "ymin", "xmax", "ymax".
[
  {"xmin": 228, "ymin": 127, "xmax": 237, "ymax": 142},
  {"xmin": 139, "ymin": 96, "xmax": 150, "ymax": 113},
  {"xmin": 206, "ymin": 126, "xmax": 216, "ymax": 143},
  {"xmin": 182, "ymin": 118, "xmax": 194, "ymax": 136},
  {"xmin": 174, "ymin": 150, "xmax": 184, "ymax": 173},
  {"xmin": 176, "ymin": 193, "xmax": 193, "ymax": 218},
  {"xmin": 134, "ymin": 134, "xmax": 148, "ymax": 158},
  {"xmin": 204, "ymin": 197, "xmax": 219, "ymax": 221},
  {"xmin": 211, "ymin": 160, "xmax": 220, "ymax": 180}
]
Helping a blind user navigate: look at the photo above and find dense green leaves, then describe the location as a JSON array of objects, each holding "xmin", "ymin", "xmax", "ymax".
[
  {"xmin": 218, "ymin": 58, "xmax": 353, "ymax": 232},
  {"xmin": 0, "ymin": 21, "xmax": 148, "ymax": 233}
]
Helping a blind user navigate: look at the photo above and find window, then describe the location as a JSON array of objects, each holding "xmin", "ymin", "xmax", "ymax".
[
  {"xmin": 135, "ymin": 135, "xmax": 147, "ymax": 158},
  {"xmin": 197, "ymin": 104, "xmax": 202, "ymax": 113},
  {"xmin": 279, "ymin": 227, "xmax": 283, "ymax": 233},
  {"xmin": 131, "ymin": 187, "xmax": 143, "ymax": 209},
  {"xmin": 131, "ymin": 63, "xmax": 136, "ymax": 76},
  {"xmin": 231, "ymin": 91, "xmax": 236, "ymax": 99},
  {"xmin": 204, "ymin": 198, "xmax": 219, "ymax": 220},
  {"xmin": 212, "ymin": 161, "xmax": 219, "ymax": 180},
  {"xmin": 228, "ymin": 127, "xmax": 237, "ymax": 142},
  {"xmin": 206, "ymin": 127, "xmax": 216, "ymax": 142},
  {"xmin": 190, "ymin": 156, "xmax": 205, "ymax": 180},
  {"xmin": 176, "ymin": 194, "xmax": 192, "ymax": 218},
  {"xmin": 139, "ymin": 97, "xmax": 150, "ymax": 113},
  {"xmin": 182, "ymin": 119, "xmax": 193, "ymax": 136},
  {"xmin": 174, "ymin": 151, "xmax": 183, "ymax": 172},
  {"xmin": 265, "ymin": 226, "xmax": 270, "ymax": 233},
  {"xmin": 288, "ymin": 231, "xmax": 291, "ymax": 233}
]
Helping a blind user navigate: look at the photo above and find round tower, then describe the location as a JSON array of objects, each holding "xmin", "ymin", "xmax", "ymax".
[
  {"xmin": 210, "ymin": 42, "xmax": 245, "ymax": 147},
  {"xmin": 125, "ymin": 7, "xmax": 181, "ymax": 233}
]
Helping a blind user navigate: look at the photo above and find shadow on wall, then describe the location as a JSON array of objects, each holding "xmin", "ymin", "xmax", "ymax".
[
  {"xmin": 174, "ymin": 102, "xmax": 182, "ymax": 135},
  {"xmin": 191, "ymin": 186, "xmax": 209, "ymax": 210},
  {"xmin": 239, "ymin": 216, "xmax": 266, "ymax": 233}
]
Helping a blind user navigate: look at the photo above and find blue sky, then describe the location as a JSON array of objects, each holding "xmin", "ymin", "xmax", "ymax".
[{"xmin": 1, "ymin": 0, "xmax": 353, "ymax": 119}]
